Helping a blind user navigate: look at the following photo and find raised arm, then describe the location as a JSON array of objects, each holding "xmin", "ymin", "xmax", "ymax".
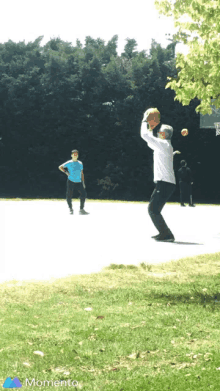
[{"xmin": 140, "ymin": 122, "xmax": 170, "ymax": 152}]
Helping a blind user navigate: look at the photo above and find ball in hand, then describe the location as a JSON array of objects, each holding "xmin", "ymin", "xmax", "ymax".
[{"xmin": 181, "ymin": 128, "xmax": 188, "ymax": 136}]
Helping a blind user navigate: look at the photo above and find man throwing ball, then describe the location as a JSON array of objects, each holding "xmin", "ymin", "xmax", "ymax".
[
  {"xmin": 141, "ymin": 108, "xmax": 176, "ymax": 242},
  {"xmin": 59, "ymin": 150, "xmax": 89, "ymax": 215}
]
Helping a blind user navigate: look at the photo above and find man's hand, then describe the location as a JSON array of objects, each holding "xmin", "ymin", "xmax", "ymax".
[
  {"xmin": 82, "ymin": 181, "xmax": 86, "ymax": 189},
  {"xmin": 173, "ymin": 150, "xmax": 181, "ymax": 155},
  {"xmin": 59, "ymin": 166, "xmax": 69, "ymax": 176},
  {"xmin": 63, "ymin": 168, "xmax": 69, "ymax": 176},
  {"xmin": 142, "ymin": 112, "xmax": 148, "ymax": 123},
  {"xmin": 158, "ymin": 132, "xmax": 166, "ymax": 140},
  {"xmin": 142, "ymin": 115, "xmax": 152, "ymax": 131}
]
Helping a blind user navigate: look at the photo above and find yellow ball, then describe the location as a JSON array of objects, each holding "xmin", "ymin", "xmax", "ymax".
[{"xmin": 181, "ymin": 128, "xmax": 188, "ymax": 136}]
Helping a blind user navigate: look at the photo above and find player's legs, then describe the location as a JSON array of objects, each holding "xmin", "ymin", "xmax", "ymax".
[
  {"xmin": 185, "ymin": 182, "xmax": 190, "ymax": 204},
  {"xmin": 179, "ymin": 181, "xmax": 186, "ymax": 205},
  {"xmin": 148, "ymin": 181, "xmax": 176, "ymax": 237},
  {"xmin": 188, "ymin": 183, "xmax": 195, "ymax": 206},
  {"xmin": 74, "ymin": 183, "xmax": 89, "ymax": 214},
  {"xmin": 75, "ymin": 183, "xmax": 86, "ymax": 209},
  {"xmin": 66, "ymin": 180, "xmax": 74, "ymax": 212}
]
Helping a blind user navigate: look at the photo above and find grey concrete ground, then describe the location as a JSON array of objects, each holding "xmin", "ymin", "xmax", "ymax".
[{"xmin": 0, "ymin": 200, "xmax": 220, "ymax": 284}]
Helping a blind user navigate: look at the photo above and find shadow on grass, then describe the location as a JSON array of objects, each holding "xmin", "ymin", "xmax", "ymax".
[
  {"xmin": 106, "ymin": 264, "xmax": 220, "ymax": 307},
  {"xmin": 107, "ymin": 264, "xmax": 138, "ymax": 270},
  {"xmin": 153, "ymin": 291, "xmax": 220, "ymax": 306}
]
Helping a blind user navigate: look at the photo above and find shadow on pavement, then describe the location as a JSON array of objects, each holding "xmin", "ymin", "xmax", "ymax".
[{"xmin": 173, "ymin": 241, "xmax": 203, "ymax": 245}]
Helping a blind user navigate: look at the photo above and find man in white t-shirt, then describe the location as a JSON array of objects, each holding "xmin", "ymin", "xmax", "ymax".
[{"xmin": 140, "ymin": 108, "xmax": 176, "ymax": 242}]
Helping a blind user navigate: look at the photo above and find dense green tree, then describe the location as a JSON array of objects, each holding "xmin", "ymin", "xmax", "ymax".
[
  {"xmin": 1, "ymin": 35, "xmax": 214, "ymax": 202},
  {"xmin": 155, "ymin": 0, "xmax": 220, "ymax": 114},
  {"xmin": 122, "ymin": 38, "xmax": 138, "ymax": 59}
]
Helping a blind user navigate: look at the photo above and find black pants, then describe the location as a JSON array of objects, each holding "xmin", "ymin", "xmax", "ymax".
[
  {"xmin": 148, "ymin": 181, "xmax": 176, "ymax": 235},
  {"xmin": 179, "ymin": 181, "xmax": 192, "ymax": 204},
  {"xmin": 66, "ymin": 180, "xmax": 87, "ymax": 210}
]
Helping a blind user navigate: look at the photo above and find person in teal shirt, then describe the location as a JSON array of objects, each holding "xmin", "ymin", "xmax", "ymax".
[{"xmin": 59, "ymin": 150, "xmax": 89, "ymax": 215}]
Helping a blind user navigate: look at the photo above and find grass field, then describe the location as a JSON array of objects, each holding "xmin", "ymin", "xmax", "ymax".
[{"xmin": 1, "ymin": 252, "xmax": 220, "ymax": 390}]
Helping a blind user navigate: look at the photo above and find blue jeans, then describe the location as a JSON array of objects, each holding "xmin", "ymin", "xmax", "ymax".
[{"xmin": 148, "ymin": 181, "xmax": 176, "ymax": 235}]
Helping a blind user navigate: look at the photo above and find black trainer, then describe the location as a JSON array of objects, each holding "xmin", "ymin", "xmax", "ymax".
[
  {"xmin": 69, "ymin": 209, "xmax": 74, "ymax": 215},
  {"xmin": 189, "ymin": 204, "xmax": 196, "ymax": 207},
  {"xmin": 154, "ymin": 233, "xmax": 175, "ymax": 242},
  {"xmin": 180, "ymin": 203, "xmax": 186, "ymax": 207}
]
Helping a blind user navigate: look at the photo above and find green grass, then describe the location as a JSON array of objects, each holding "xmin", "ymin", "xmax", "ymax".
[{"xmin": 1, "ymin": 253, "xmax": 220, "ymax": 390}]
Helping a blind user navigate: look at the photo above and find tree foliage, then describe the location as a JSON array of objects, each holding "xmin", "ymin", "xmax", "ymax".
[
  {"xmin": 155, "ymin": 0, "xmax": 220, "ymax": 114},
  {"xmin": 1, "ymin": 35, "xmax": 213, "ymax": 202}
]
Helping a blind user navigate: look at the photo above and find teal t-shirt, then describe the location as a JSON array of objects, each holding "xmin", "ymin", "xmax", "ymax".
[{"xmin": 63, "ymin": 160, "xmax": 83, "ymax": 183}]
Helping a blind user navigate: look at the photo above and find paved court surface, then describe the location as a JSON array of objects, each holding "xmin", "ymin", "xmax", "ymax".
[{"xmin": 0, "ymin": 200, "xmax": 220, "ymax": 284}]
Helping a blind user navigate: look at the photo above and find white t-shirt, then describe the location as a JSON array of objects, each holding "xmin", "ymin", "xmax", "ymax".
[{"xmin": 140, "ymin": 122, "xmax": 176, "ymax": 185}]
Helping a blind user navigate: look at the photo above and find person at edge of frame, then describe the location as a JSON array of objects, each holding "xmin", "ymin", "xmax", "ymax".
[
  {"xmin": 178, "ymin": 160, "xmax": 196, "ymax": 207},
  {"xmin": 58, "ymin": 150, "xmax": 89, "ymax": 215},
  {"xmin": 140, "ymin": 108, "xmax": 176, "ymax": 242}
]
